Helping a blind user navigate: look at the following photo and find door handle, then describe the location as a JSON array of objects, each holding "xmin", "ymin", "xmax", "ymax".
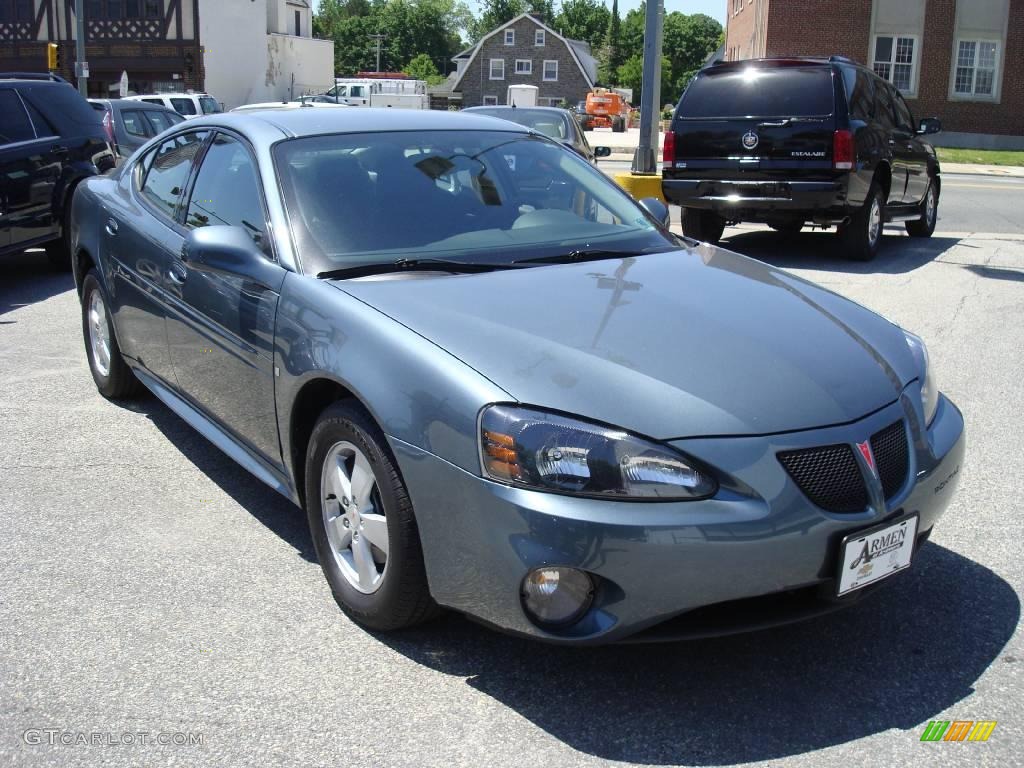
[
  {"xmin": 105, "ymin": 218, "xmax": 119, "ymax": 236},
  {"xmin": 167, "ymin": 261, "xmax": 188, "ymax": 285},
  {"xmin": 49, "ymin": 145, "xmax": 69, "ymax": 157}
]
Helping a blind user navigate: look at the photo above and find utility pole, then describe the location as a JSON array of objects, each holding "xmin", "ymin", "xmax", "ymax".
[
  {"xmin": 631, "ymin": 0, "xmax": 663, "ymax": 175},
  {"xmin": 368, "ymin": 34, "xmax": 386, "ymax": 73},
  {"xmin": 74, "ymin": 0, "xmax": 87, "ymax": 95}
]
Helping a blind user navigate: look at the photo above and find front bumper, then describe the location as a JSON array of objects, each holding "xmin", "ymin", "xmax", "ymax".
[{"xmin": 390, "ymin": 389, "xmax": 964, "ymax": 644}]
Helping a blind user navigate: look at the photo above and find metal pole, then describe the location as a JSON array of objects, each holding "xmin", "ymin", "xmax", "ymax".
[
  {"xmin": 631, "ymin": 0, "xmax": 663, "ymax": 175},
  {"xmin": 74, "ymin": 0, "xmax": 87, "ymax": 95},
  {"xmin": 368, "ymin": 34, "xmax": 385, "ymax": 73}
]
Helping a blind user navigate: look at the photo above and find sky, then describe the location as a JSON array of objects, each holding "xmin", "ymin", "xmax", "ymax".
[{"xmin": 310, "ymin": 1, "xmax": 727, "ymax": 25}]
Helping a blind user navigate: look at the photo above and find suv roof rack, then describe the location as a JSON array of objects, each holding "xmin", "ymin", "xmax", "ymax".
[{"xmin": 0, "ymin": 72, "xmax": 68, "ymax": 83}]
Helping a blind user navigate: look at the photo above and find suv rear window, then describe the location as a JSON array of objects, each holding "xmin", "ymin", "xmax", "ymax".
[
  {"xmin": 679, "ymin": 67, "xmax": 835, "ymax": 119},
  {"xmin": 22, "ymin": 83, "xmax": 102, "ymax": 129}
]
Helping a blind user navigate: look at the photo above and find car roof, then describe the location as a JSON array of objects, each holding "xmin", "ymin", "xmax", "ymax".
[
  {"xmin": 90, "ymin": 98, "xmax": 178, "ymax": 110},
  {"xmin": 180, "ymin": 107, "xmax": 533, "ymax": 140},
  {"xmin": 464, "ymin": 105, "xmax": 568, "ymax": 114},
  {"xmin": 703, "ymin": 55, "xmax": 867, "ymax": 73}
]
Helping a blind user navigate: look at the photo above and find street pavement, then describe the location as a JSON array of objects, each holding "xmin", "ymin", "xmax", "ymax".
[{"xmin": 1, "ymin": 182, "xmax": 1022, "ymax": 767}]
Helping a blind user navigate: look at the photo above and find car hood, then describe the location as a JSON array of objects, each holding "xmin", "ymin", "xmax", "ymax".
[{"xmin": 332, "ymin": 244, "xmax": 918, "ymax": 439}]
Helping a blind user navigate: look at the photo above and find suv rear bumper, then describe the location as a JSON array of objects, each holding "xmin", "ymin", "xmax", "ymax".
[{"xmin": 662, "ymin": 178, "xmax": 851, "ymax": 220}]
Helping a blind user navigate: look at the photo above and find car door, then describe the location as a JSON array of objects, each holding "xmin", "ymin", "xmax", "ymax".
[
  {"xmin": 164, "ymin": 130, "xmax": 285, "ymax": 464},
  {"xmin": 875, "ymin": 84, "xmax": 909, "ymax": 203},
  {"xmin": 105, "ymin": 129, "xmax": 209, "ymax": 384},
  {"xmin": 892, "ymin": 90, "xmax": 929, "ymax": 204},
  {"xmin": 0, "ymin": 87, "xmax": 62, "ymax": 250}
]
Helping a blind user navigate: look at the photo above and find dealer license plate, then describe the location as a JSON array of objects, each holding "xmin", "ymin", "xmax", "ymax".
[{"xmin": 836, "ymin": 514, "xmax": 918, "ymax": 596}]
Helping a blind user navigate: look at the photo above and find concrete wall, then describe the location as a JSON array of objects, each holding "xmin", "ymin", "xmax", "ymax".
[{"xmin": 264, "ymin": 33, "xmax": 334, "ymax": 102}]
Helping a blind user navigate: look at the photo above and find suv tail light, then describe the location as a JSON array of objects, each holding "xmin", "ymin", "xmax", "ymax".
[
  {"xmin": 833, "ymin": 129, "xmax": 854, "ymax": 170},
  {"xmin": 662, "ymin": 129, "xmax": 675, "ymax": 163}
]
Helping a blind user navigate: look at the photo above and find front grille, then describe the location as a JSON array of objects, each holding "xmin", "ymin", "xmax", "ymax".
[
  {"xmin": 779, "ymin": 444, "xmax": 869, "ymax": 513},
  {"xmin": 871, "ymin": 420, "xmax": 909, "ymax": 499}
]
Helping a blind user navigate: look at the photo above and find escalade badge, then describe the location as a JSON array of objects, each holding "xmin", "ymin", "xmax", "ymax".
[{"xmin": 742, "ymin": 131, "xmax": 759, "ymax": 150}]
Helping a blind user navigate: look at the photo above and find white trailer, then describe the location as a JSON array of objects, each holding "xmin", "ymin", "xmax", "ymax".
[
  {"xmin": 327, "ymin": 78, "xmax": 428, "ymax": 108},
  {"xmin": 369, "ymin": 92, "xmax": 430, "ymax": 109},
  {"xmin": 506, "ymin": 84, "xmax": 538, "ymax": 107}
]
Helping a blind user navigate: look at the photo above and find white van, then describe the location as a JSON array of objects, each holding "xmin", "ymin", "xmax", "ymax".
[{"xmin": 124, "ymin": 92, "xmax": 222, "ymax": 119}]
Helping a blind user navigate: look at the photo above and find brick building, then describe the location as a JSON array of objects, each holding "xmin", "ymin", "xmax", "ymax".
[
  {"xmin": 724, "ymin": 0, "xmax": 1023, "ymax": 149},
  {"xmin": 448, "ymin": 13, "xmax": 597, "ymax": 108}
]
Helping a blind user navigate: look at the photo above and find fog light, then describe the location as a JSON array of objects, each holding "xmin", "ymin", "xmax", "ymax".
[{"xmin": 521, "ymin": 567, "xmax": 594, "ymax": 627}]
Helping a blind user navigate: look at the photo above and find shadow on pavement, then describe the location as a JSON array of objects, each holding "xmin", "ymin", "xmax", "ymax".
[
  {"xmin": 720, "ymin": 228, "xmax": 961, "ymax": 274},
  {"xmin": 378, "ymin": 543, "xmax": 1017, "ymax": 764},
  {"xmin": 110, "ymin": 393, "xmax": 316, "ymax": 563},
  {"xmin": 964, "ymin": 263, "xmax": 1024, "ymax": 283},
  {"xmin": 0, "ymin": 249, "xmax": 74, "ymax": 319}
]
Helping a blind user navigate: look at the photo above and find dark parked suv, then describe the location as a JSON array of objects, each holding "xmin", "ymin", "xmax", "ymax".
[
  {"xmin": 1, "ymin": 74, "xmax": 115, "ymax": 269},
  {"xmin": 662, "ymin": 56, "xmax": 942, "ymax": 261}
]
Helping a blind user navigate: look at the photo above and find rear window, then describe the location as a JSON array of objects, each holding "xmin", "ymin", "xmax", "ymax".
[
  {"xmin": 199, "ymin": 96, "xmax": 221, "ymax": 114},
  {"xmin": 22, "ymin": 83, "xmax": 102, "ymax": 130},
  {"xmin": 679, "ymin": 67, "xmax": 835, "ymax": 119},
  {"xmin": 170, "ymin": 97, "xmax": 197, "ymax": 115}
]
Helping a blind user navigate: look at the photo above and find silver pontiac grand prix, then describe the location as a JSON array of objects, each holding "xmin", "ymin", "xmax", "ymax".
[{"xmin": 70, "ymin": 108, "xmax": 965, "ymax": 643}]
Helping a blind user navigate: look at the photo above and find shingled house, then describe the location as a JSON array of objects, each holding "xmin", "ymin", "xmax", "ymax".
[{"xmin": 448, "ymin": 13, "xmax": 597, "ymax": 107}]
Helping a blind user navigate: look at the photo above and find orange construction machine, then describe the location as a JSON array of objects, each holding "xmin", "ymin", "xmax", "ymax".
[{"xmin": 579, "ymin": 88, "xmax": 630, "ymax": 132}]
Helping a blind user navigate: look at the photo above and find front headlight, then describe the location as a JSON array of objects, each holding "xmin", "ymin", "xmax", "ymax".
[
  {"xmin": 479, "ymin": 405, "xmax": 717, "ymax": 500},
  {"xmin": 904, "ymin": 331, "xmax": 939, "ymax": 426}
]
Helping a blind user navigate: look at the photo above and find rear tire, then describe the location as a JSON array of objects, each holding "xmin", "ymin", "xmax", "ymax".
[
  {"xmin": 681, "ymin": 208, "xmax": 725, "ymax": 245},
  {"xmin": 906, "ymin": 179, "xmax": 937, "ymax": 238},
  {"xmin": 81, "ymin": 270, "xmax": 144, "ymax": 399},
  {"xmin": 841, "ymin": 181, "xmax": 885, "ymax": 262},
  {"xmin": 305, "ymin": 401, "xmax": 438, "ymax": 632}
]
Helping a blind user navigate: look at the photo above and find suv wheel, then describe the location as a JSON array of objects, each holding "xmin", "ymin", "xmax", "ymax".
[
  {"xmin": 842, "ymin": 181, "xmax": 885, "ymax": 262},
  {"xmin": 906, "ymin": 179, "xmax": 938, "ymax": 238},
  {"xmin": 81, "ymin": 270, "xmax": 144, "ymax": 399},
  {"xmin": 305, "ymin": 402, "xmax": 437, "ymax": 631},
  {"xmin": 681, "ymin": 208, "xmax": 725, "ymax": 245}
]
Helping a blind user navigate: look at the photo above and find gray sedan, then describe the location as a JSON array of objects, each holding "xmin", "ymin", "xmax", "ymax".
[{"xmin": 70, "ymin": 108, "xmax": 964, "ymax": 643}]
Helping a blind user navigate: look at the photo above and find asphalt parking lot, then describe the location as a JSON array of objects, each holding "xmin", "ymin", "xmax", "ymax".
[{"xmin": 1, "ymin": 189, "xmax": 1022, "ymax": 766}]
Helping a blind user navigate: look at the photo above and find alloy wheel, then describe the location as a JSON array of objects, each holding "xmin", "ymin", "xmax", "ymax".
[
  {"xmin": 868, "ymin": 195, "xmax": 882, "ymax": 247},
  {"xmin": 88, "ymin": 290, "xmax": 112, "ymax": 378}
]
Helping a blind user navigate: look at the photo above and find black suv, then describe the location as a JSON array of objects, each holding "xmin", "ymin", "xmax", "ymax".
[
  {"xmin": 1, "ymin": 74, "xmax": 115, "ymax": 269},
  {"xmin": 662, "ymin": 56, "xmax": 942, "ymax": 261}
]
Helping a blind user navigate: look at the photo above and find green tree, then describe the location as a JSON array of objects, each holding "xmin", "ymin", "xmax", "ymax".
[
  {"xmin": 616, "ymin": 52, "xmax": 672, "ymax": 106},
  {"xmin": 600, "ymin": 0, "xmax": 623, "ymax": 85},
  {"xmin": 405, "ymin": 52, "xmax": 440, "ymax": 79},
  {"xmin": 527, "ymin": 0, "xmax": 555, "ymax": 25},
  {"xmin": 554, "ymin": 0, "xmax": 608, "ymax": 51},
  {"xmin": 475, "ymin": 0, "xmax": 525, "ymax": 37},
  {"xmin": 663, "ymin": 12, "xmax": 722, "ymax": 94}
]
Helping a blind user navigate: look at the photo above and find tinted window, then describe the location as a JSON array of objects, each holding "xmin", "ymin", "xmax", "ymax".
[
  {"xmin": 121, "ymin": 110, "xmax": 149, "ymax": 137},
  {"xmin": 199, "ymin": 96, "xmax": 221, "ymax": 114},
  {"xmin": 679, "ymin": 67, "xmax": 835, "ymax": 118},
  {"xmin": 874, "ymin": 84, "xmax": 896, "ymax": 130},
  {"xmin": 144, "ymin": 110, "xmax": 181, "ymax": 133},
  {"xmin": 139, "ymin": 131, "xmax": 208, "ymax": 218},
  {"xmin": 170, "ymin": 98, "xmax": 197, "ymax": 115},
  {"xmin": 23, "ymin": 99, "xmax": 56, "ymax": 138},
  {"xmin": 841, "ymin": 66, "xmax": 875, "ymax": 121},
  {"xmin": 142, "ymin": 98, "xmax": 164, "ymax": 105},
  {"xmin": 185, "ymin": 133, "xmax": 266, "ymax": 244},
  {"xmin": 469, "ymin": 108, "xmax": 569, "ymax": 139},
  {"xmin": 0, "ymin": 89, "xmax": 35, "ymax": 144},
  {"xmin": 22, "ymin": 84, "xmax": 101, "ymax": 130},
  {"xmin": 893, "ymin": 92, "xmax": 915, "ymax": 132},
  {"xmin": 274, "ymin": 130, "xmax": 670, "ymax": 276}
]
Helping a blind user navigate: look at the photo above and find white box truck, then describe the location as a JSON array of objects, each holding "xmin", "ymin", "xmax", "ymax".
[{"xmin": 507, "ymin": 85, "xmax": 538, "ymax": 107}]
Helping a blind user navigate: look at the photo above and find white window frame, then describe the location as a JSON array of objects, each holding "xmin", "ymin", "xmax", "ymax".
[
  {"xmin": 483, "ymin": 95, "xmax": 498, "ymax": 106},
  {"xmin": 489, "ymin": 58, "xmax": 505, "ymax": 81},
  {"xmin": 871, "ymin": 34, "xmax": 919, "ymax": 97},
  {"xmin": 514, "ymin": 59, "xmax": 532, "ymax": 75},
  {"xmin": 504, "ymin": 29, "xmax": 515, "ymax": 46},
  {"xmin": 542, "ymin": 60, "xmax": 558, "ymax": 82},
  {"xmin": 543, "ymin": 96, "xmax": 562, "ymax": 107},
  {"xmin": 535, "ymin": 29, "xmax": 545, "ymax": 46},
  {"xmin": 950, "ymin": 38, "xmax": 1000, "ymax": 101}
]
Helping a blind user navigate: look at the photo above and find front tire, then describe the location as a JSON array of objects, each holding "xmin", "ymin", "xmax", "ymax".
[
  {"xmin": 81, "ymin": 270, "xmax": 143, "ymax": 399},
  {"xmin": 842, "ymin": 181, "xmax": 885, "ymax": 262},
  {"xmin": 681, "ymin": 208, "xmax": 725, "ymax": 245},
  {"xmin": 906, "ymin": 179, "xmax": 938, "ymax": 238},
  {"xmin": 305, "ymin": 402, "xmax": 437, "ymax": 631}
]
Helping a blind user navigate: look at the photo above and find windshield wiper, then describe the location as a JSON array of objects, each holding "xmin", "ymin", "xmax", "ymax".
[
  {"xmin": 317, "ymin": 257, "xmax": 523, "ymax": 280},
  {"xmin": 514, "ymin": 247, "xmax": 666, "ymax": 266}
]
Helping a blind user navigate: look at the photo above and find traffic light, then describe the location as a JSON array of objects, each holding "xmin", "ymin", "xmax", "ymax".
[{"xmin": 46, "ymin": 42, "xmax": 60, "ymax": 71}]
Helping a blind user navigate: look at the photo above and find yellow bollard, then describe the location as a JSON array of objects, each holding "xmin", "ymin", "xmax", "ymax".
[{"xmin": 613, "ymin": 172, "xmax": 665, "ymax": 203}]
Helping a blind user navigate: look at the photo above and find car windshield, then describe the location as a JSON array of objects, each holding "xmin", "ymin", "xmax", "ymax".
[
  {"xmin": 274, "ymin": 130, "xmax": 672, "ymax": 276},
  {"xmin": 199, "ymin": 96, "xmax": 221, "ymax": 114},
  {"xmin": 469, "ymin": 109, "xmax": 569, "ymax": 140},
  {"xmin": 680, "ymin": 67, "xmax": 835, "ymax": 118}
]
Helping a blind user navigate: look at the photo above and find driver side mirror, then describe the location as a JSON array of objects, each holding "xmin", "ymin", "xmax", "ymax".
[
  {"xmin": 594, "ymin": 146, "xmax": 612, "ymax": 159},
  {"xmin": 181, "ymin": 225, "xmax": 283, "ymax": 290},
  {"xmin": 638, "ymin": 197, "xmax": 671, "ymax": 229},
  {"xmin": 917, "ymin": 117, "xmax": 942, "ymax": 136}
]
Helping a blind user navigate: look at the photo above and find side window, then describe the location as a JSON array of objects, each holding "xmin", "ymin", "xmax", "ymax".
[
  {"xmin": 185, "ymin": 133, "xmax": 266, "ymax": 246},
  {"xmin": 23, "ymin": 100, "xmax": 57, "ymax": 138},
  {"xmin": 0, "ymin": 89, "xmax": 36, "ymax": 145},
  {"xmin": 170, "ymin": 98, "xmax": 197, "ymax": 115},
  {"xmin": 139, "ymin": 131, "xmax": 209, "ymax": 219},
  {"xmin": 874, "ymin": 83, "xmax": 896, "ymax": 130},
  {"xmin": 121, "ymin": 110, "xmax": 149, "ymax": 137},
  {"xmin": 142, "ymin": 98, "xmax": 164, "ymax": 105},
  {"xmin": 841, "ymin": 66, "xmax": 875, "ymax": 121},
  {"xmin": 143, "ymin": 110, "xmax": 177, "ymax": 134},
  {"xmin": 893, "ymin": 92, "xmax": 915, "ymax": 133}
]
